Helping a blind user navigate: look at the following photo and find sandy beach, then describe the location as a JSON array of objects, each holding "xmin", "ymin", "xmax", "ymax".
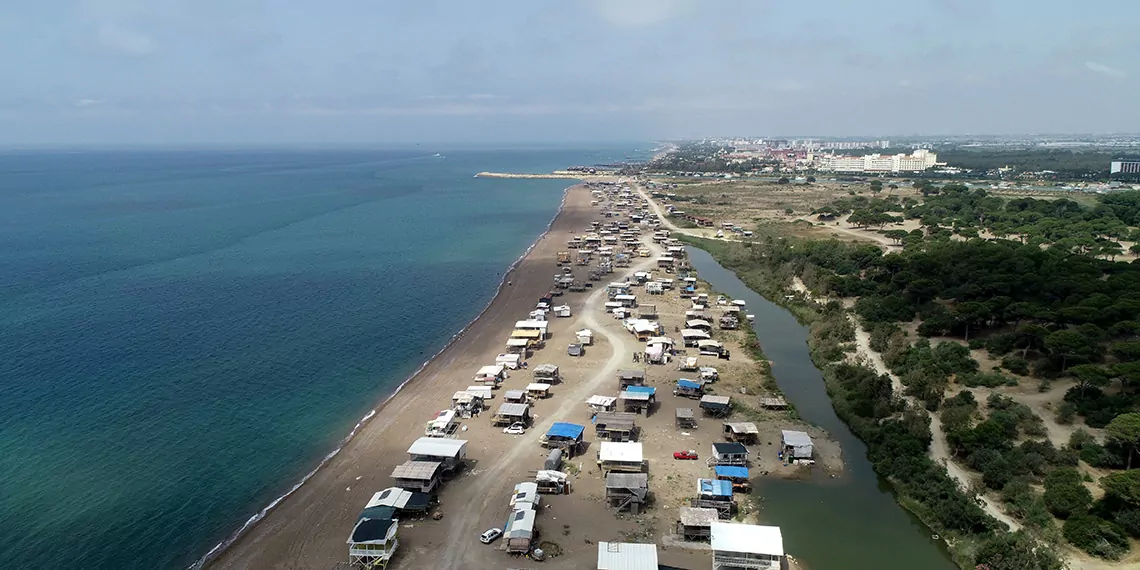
[{"xmin": 207, "ymin": 181, "xmax": 831, "ymax": 570}]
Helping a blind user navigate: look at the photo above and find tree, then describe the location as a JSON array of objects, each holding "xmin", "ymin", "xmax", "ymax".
[
  {"xmin": 1101, "ymin": 470, "xmax": 1140, "ymax": 507},
  {"xmin": 1043, "ymin": 467, "xmax": 1092, "ymax": 518},
  {"xmin": 1063, "ymin": 514, "xmax": 1131, "ymax": 560},
  {"xmin": 1105, "ymin": 413, "xmax": 1140, "ymax": 469},
  {"xmin": 974, "ymin": 531, "xmax": 1065, "ymax": 570},
  {"xmin": 884, "ymin": 229, "xmax": 908, "ymax": 244},
  {"xmin": 806, "ymin": 175, "xmax": 816, "ymax": 183},
  {"xmin": 1068, "ymin": 364, "xmax": 1112, "ymax": 392},
  {"xmin": 777, "ymin": 176, "xmax": 790, "ymax": 185},
  {"xmin": 1044, "ymin": 329, "xmax": 1100, "ymax": 371}
]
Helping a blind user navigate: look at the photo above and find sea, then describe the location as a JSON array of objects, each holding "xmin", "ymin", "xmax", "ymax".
[{"xmin": 0, "ymin": 146, "xmax": 646, "ymax": 569}]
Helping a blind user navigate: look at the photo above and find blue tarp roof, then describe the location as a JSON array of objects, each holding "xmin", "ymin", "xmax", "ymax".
[
  {"xmin": 547, "ymin": 422, "xmax": 585, "ymax": 440},
  {"xmin": 715, "ymin": 465, "xmax": 750, "ymax": 479},
  {"xmin": 677, "ymin": 379, "xmax": 701, "ymax": 389},
  {"xmin": 697, "ymin": 478, "xmax": 733, "ymax": 497},
  {"xmin": 626, "ymin": 385, "xmax": 657, "ymax": 395}
]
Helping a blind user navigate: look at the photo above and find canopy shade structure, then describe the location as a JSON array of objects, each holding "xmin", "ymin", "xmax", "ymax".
[
  {"xmin": 715, "ymin": 465, "xmax": 749, "ymax": 479},
  {"xmin": 546, "ymin": 422, "xmax": 585, "ymax": 440}
]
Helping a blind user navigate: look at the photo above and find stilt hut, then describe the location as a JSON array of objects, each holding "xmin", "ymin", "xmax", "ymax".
[
  {"xmin": 677, "ymin": 506, "xmax": 718, "ymax": 541},
  {"xmin": 692, "ymin": 478, "xmax": 735, "ymax": 519},
  {"xmin": 675, "ymin": 407, "xmax": 697, "ymax": 429},
  {"xmin": 723, "ymin": 422, "xmax": 760, "ymax": 444},
  {"xmin": 700, "ymin": 395, "xmax": 732, "ymax": 417},
  {"xmin": 605, "ymin": 472, "xmax": 649, "ymax": 514},
  {"xmin": 594, "ymin": 411, "xmax": 638, "ymax": 442}
]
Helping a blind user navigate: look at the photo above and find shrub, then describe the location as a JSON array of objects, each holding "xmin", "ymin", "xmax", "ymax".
[
  {"xmin": 961, "ymin": 371, "xmax": 1017, "ymax": 388},
  {"xmin": 1001, "ymin": 355, "xmax": 1030, "ymax": 375},
  {"xmin": 1062, "ymin": 514, "xmax": 1131, "ymax": 560},
  {"xmin": 1043, "ymin": 468, "xmax": 1092, "ymax": 519}
]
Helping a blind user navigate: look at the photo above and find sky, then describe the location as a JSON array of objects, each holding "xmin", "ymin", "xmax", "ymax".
[{"xmin": 0, "ymin": 0, "xmax": 1138, "ymax": 144}]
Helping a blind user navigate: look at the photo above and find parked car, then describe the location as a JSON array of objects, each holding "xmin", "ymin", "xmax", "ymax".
[
  {"xmin": 503, "ymin": 423, "xmax": 527, "ymax": 435},
  {"xmin": 673, "ymin": 450, "xmax": 699, "ymax": 460},
  {"xmin": 567, "ymin": 343, "xmax": 583, "ymax": 357},
  {"xmin": 479, "ymin": 528, "xmax": 503, "ymax": 544}
]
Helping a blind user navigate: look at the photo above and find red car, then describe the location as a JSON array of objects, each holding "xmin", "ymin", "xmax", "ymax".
[{"xmin": 673, "ymin": 450, "xmax": 699, "ymax": 460}]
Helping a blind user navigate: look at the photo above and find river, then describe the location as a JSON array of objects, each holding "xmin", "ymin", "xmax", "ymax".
[{"xmin": 686, "ymin": 246, "xmax": 957, "ymax": 570}]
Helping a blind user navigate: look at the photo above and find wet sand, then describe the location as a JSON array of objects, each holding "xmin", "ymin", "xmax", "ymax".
[{"xmin": 206, "ymin": 184, "xmax": 596, "ymax": 569}]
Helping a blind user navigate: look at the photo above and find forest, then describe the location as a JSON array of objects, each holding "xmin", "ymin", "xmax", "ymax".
[{"xmin": 684, "ymin": 186, "xmax": 1140, "ymax": 567}]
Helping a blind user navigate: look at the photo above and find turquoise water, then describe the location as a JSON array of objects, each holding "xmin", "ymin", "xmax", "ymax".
[{"xmin": 0, "ymin": 147, "xmax": 643, "ymax": 569}]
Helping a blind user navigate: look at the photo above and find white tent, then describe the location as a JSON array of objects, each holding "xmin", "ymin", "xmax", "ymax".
[{"xmin": 781, "ymin": 430, "xmax": 814, "ymax": 458}]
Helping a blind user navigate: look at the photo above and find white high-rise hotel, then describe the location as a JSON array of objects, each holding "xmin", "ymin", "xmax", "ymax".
[{"xmin": 818, "ymin": 149, "xmax": 939, "ymax": 173}]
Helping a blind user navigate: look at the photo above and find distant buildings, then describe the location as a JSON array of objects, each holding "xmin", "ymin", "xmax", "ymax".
[
  {"xmin": 1111, "ymin": 160, "xmax": 1140, "ymax": 174},
  {"xmin": 817, "ymin": 149, "xmax": 939, "ymax": 173}
]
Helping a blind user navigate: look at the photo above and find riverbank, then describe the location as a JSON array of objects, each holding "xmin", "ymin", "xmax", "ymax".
[{"xmin": 203, "ymin": 184, "xmax": 598, "ymax": 568}]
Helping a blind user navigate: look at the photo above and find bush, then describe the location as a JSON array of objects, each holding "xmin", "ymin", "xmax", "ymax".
[
  {"xmin": 1001, "ymin": 355, "xmax": 1030, "ymax": 375},
  {"xmin": 1063, "ymin": 514, "xmax": 1131, "ymax": 560},
  {"xmin": 960, "ymin": 371, "xmax": 1017, "ymax": 388},
  {"xmin": 1115, "ymin": 508, "xmax": 1140, "ymax": 537},
  {"xmin": 974, "ymin": 530, "xmax": 1065, "ymax": 570},
  {"xmin": 1043, "ymin": 468, "xmax": 1092, "ymax": 519}
]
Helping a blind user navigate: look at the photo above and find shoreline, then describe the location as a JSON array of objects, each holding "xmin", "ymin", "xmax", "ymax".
[{"xmin": 199, "ymin": 184, "xmax": 583, "ymax": 569}]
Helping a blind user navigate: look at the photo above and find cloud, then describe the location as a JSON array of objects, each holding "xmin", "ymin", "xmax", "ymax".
[
  {"xmin": 1085, "ymin": 61, "xmax": 1125, "ymax": 78},
  {"xmin": 771, "ymin": 80, "xmax": 806, "ymax": 92},
  {"xmin": 581, "ymin": 0, "xmax": 694, "ymax": 28},
  {"xmin": 95, "ymin": 23, "xmax": 156, "ymax": 56}
]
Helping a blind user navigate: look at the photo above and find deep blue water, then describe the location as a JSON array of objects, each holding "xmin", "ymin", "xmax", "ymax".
[{"xmin": 0, "ymin": 147, "xmax": 644, "ymax": 569}]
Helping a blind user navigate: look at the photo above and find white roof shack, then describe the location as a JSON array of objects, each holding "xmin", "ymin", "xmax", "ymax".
[
  {"xmin": 525, "ymin": 382, "xmax": 552, "ymax": 393},
  {"xmin": 782, "ymin": 430, "xmax": 814, "ymax": 458},
  {"xmin": 506, "ymin": 338, "xmax": 531, "ymax": 347},
  {"xmin": 598, "ymin": 442, "xmax": 643, "ymax": 463},
  {"xmin": 587, "ymin": 395, "xmax": 617, "ymax": 407},
  {"xmin": 597, "ymin": 542, "xmax": 659, "ymax": 570},
  {"xmin": 645, "ymin": 336, "xmax": 674, "ymax": 347},
  {"xmin": 515, "ymin": 320, "xmax": 549, "ymax": 331},
  {"xmin": 476, "ymin": 365, "xmax": 505, "ymax": 378},
  {"xmin": 711, "ymin": 522, "xmax": 784, "ymax": 558},
  {"xmin": 680, "ymin": 328, "xmax": 711, "ymax": 339},
  {"xmin": 407, "ymin": 437, "xmax": 467, "ymax": 459}
]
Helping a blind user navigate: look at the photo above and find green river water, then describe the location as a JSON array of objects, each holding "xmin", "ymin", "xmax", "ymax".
[{"xmin": 687, "ymin": 246, "xmax": 957, "ymax": 570}]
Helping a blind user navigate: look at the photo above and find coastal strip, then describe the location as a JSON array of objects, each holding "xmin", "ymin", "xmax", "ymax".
[
  {"xmin": 475, "ymin": 171, "xmax": 585, "ymax": 179},
  {"xmin": 203, "ymin": 184, "xmax": 593, "ymax": 569}
]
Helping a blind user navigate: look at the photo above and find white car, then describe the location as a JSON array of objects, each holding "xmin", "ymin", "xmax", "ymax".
[
  {"xmin": 503, "ymin": 423, "xmax": 527, "ymax": 435},
  {"xmin": 480, "ymin": 528, "xmax": 503, "ymax": 544}
]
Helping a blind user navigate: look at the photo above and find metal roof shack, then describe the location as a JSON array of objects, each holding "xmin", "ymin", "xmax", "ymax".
[
  {"xmin": 605, "ymin": 472, "xmax": 649, "ymax": 514},
  {"xmin": 390, "ymin": 461, "xmax": 443, "ymax": 494},
  {"xmin": 700, "ymin": 395, "xmax": 732, "ymax": 417},
  {"xmin": 616, "ymin": 369, "xmax": 646, "ymax": 389},
  {"xmin": 594, "ymin": 411, "xmax": 638, "ymax": 442},
  {"xmin": 677, "ymin": 506, "xmax": 719, "ymax": 541},
  {"xmin": 587, "ymin": 394, "xmax": 618, "ymax": 412},
  {"xmin": 492, "ymin": 402, "xmax": 531, "ymax": 426},
  {"xmin": 596, "ymin": 541, "xmax": 658, "ymax": 570},
  {"xmin": 711, "ymin": 523, "xmax": 784, "ymax": 570},
  {"xmin": 365, "ymin": 487, "xmax": 432, "ymax": 514},
  {"xmin": 723, "ymin": 422, "xmax": 760, "ymax": 444},
  {"xmin": 675, "ymin": 407, "xmax": 697, "ymax": 429}
]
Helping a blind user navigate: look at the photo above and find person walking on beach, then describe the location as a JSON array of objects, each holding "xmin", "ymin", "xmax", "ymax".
[{"xmin": 632, "ymin": 352, "xmax": 639, "ymax": 363}]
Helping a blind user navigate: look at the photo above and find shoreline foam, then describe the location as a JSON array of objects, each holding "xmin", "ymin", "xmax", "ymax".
[{"xmin": 190, "ymin": 185, "xmax": 576, "ymax": 570}]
